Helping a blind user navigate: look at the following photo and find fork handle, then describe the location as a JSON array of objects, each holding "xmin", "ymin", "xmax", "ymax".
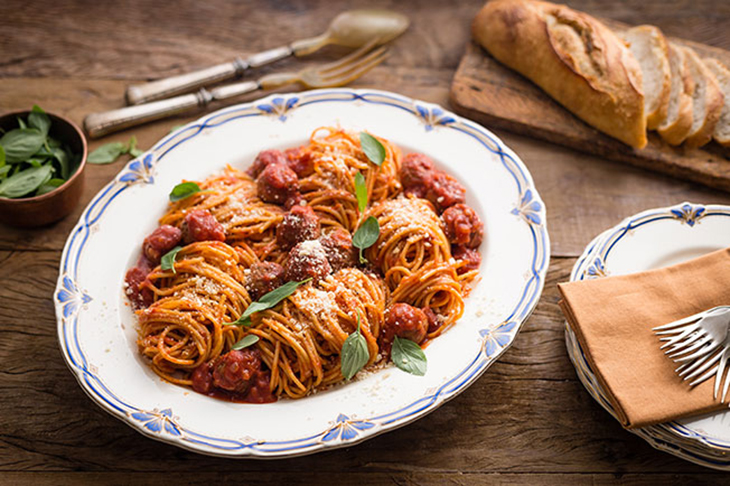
[
  {"xmin": 84, "ymin": 80, "xmax": 261, "ymax": 138},
  {"xmin": 125, "ymin": 45, "xmax": 293, "ymax": 105}
]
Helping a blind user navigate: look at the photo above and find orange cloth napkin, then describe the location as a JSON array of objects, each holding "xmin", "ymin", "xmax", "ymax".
[{"xmin": 558, "ymin": 247, "xmax": 730, "ymax": 429}]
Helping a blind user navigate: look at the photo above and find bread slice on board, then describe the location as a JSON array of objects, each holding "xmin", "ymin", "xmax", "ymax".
[
  {"xmin": 682, "ymin": 46, "xmax": 724, "ymax": 148},
  {"xmin": 703, "ymin": 58, "xmax": 730, "ymax": 146},
  {"xmin": 657, "ymin": 44, "xmax": 695, "ymax": 145},
  {"xmin": 622, "ymin": 26, "xmax": 671, "ymax": 130},
  {"xmin": 472, "ymin": 0, "xmax": 647, "ymax": 148}
]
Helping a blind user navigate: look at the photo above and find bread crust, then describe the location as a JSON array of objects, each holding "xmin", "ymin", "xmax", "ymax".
[
  {"xmin": 472, "ymin": 0, "xmax": 647, "ymax": 148},
  {"xmin": 682, "ymin": 46, "xmax": 724, "ymax": 148},
  {"xmin": 657, "ymin": 44, "xmax": 695, "ymax": 145}
]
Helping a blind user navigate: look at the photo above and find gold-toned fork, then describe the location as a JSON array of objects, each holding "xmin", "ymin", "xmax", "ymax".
[{"xmin": 84, "ymin": 40, "xmax": 388, "ymax": 138}]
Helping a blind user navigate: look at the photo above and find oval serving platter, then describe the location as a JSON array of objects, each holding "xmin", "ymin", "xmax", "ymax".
[
  {"xmin": 54, "ymin": 89, "xmax": 549, "ymax": 457},
  {"xmin": 566, "ymin": 202, "xmax": 730, "ymax": 470}
]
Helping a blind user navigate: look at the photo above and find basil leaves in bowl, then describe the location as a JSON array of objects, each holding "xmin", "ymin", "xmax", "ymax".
[{"xmin": 0, "ymin": 107, "xmax": 87, "ymax": 227}]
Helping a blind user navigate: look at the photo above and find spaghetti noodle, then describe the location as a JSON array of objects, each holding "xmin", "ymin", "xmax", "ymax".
[{"xmin": 125, "ymin": 127, "xmax": 484, "ymax": 403}]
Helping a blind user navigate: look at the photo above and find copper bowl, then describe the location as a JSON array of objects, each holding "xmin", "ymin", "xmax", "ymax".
[{"xmin": 0, "ymin": 110, "xmax": 87, "ymax": 227}]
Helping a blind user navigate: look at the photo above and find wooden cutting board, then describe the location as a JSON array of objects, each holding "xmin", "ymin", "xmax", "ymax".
[{"xmin": 450, "ymin": 29, "xmax": 730, "ymax": 193}]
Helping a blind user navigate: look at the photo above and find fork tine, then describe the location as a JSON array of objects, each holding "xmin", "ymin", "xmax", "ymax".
[
  {"xmin": 689, "ymin": 362, "xmax": 721, "ymax": 387},
  {"xmin": 673, "ymin": 340, "xmax": 721, "ymax": 363},
  {"xmin": 665, "ymin": 330, "xmax": 707, "ymax": 355},
  {"xmin": 318, "ymin": 37, "xmax": 381, "ymax": 74},
  {"xmin": 668, "ymin": 335, "xmax": 714, "ymax": 359},
  {"xmin": 677, "ymin": 349, "xmax": 716, "ymax": 376},
  {"xmin": 721, "ymin": 352, "xmax": 730, "ymax": 402},
  {"xmin": 684, "ymin": 351, "xmax": 721, "ymax": 382},
  {"xmin": 656, "ymin": 323, "xmax": 699, "ymax": 337},
  {"xmin": 653, "ymin": 311, "xmax": 707, "ymax": 331},
  {"xmin": 320, "ymin": 50, "xmax": 389, "ymax": 87},
  {"xmin": 321, "ymin": 45, "xmax": 388, "ymax": 79},
  {"xmin": 715, "ymin": 350, "xmax": 727, "ymax": 400}
]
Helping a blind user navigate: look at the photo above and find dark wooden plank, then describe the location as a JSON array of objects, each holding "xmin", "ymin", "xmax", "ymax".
[{"xmin": 1, "ymin": 472, "xmax": 728, "ymax": 486}]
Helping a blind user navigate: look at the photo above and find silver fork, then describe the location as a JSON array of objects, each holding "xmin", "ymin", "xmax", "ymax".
[
  {"xmin": 653, "ymin": 306, "xmax": 730, "ymax": 401},
  {"xmin": 84, "ymin": 39, "xmax": 388, "ymax": 138}
]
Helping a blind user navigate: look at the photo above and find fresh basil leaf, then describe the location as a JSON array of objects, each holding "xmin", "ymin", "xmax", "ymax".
[
  {"xmin": 36, "ymin": 178, "xmax": 65, "ymax": 196},
  {"xmin": 26, "ymin": 158, "xmax": 45, "ymax": 168},
  {"xmin": 228, "ymin": 278, "xmax": 311, "ymax": 327},
  {"xmin": 354, "ymin": 171, "xmax": 367, "ymax": 213},
  {"xmin": 169, "ymin": 181, "xmax": 202, "ymax": 202},
  {"xmin": 130, "ymin": 147, "xmax": 144, "ymax": 158},
  {"xmin": 0, "ymin": 165, "xmax": 11, "ymax": 180},
  {"xmin": 0, "ymin": 128, "xmax": 46, "ymax": 163},
  {"xmin": 160, "ymin": 246, "xmax": 183, "ymax": 274},
  {"xmin": 0, "ymin": 145, "xmax": 5, "ymax": 167},
  {"xmin": 28, "ymin": 105, "xmax": 51, "ymax": 137},
  {"xmin": 341, "ymin": 313, "xmax": 370, "ymax": 380},
  {"xmin": 352, "ymin": 216, "xmax": 380, "ymax": 264},
  {"xmin": 0, "ymin": 164, "xmax": 53, "ymax": 198},
  {"xmin": 392, "ymin": 336, "xmax": 427, "ymax": 376},
  {"xmin": 17, "ymin": 117, "xmax": 27, "ymax": 129},
  {"xmin": 231, "ymin": 334, "xmax": 259, "ymax": 350},
  {"xmin": 47, "ymin": 136, "xmax": 62, "ymax": 149},
  {"xmin": 87, "ymin": 142, "xmax": 126, "ymax": 164},
  {"xmin": 359, "ymin": 132, "xmax": 385, "ymax": 166},
  {"xmin": 51, "ymin": 147, "xmax": 70, "ymax": 179}
]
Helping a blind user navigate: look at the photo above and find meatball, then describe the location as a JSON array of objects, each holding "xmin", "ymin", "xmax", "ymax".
[
  {"xmin": 422, "ymin": 306, "xmax": 442, "ymax": 334},
  {"xmin": 400, "ymin": 153, "xmax": 435, "ymax": 198},
  {"xmin": 124, "ymin": 258, "xmax": 154, "ymax": 309},
  {"xmin": 142, "ymin": 224, "xmax": 182, "ymax": 263},
  {"xmin": 276, "ymin": 205, "xmax": 321, "ymax": 250},
  {"xmin": 191, "ymin": 361, "xmax": 214, "ymax": 395},
  {"xmin": 380, "ymin": 303, "xmax": 429, "ymax": 356},
  {"xmin": 256, "ymin": 163, "xmax": 299, "ymax": 205},
  {"xmin": 442, "ymin": 204, "xmax": 483, "ymax": 248},
  {"xmin": 285, "ymin": 146, "xmax": 315, "ymax": 178},
  {"xmin": 246, "ymin": 261, "xmax": 285, "ymax": 301},
  {"xmin": 212, "ymin": 348, "xmax": 263, "ymax": 394},
  {"xmin": 247, "ymin": 149, "xmax": 286, "ymax": 178},
  {"xmin": 319, "ymin": 228, "xmax": 357, "ymax": 271},
  {"xmin": 181, "ymin": 209, "xmax": 226, "ymax": 243},
  {"xmin": 284, "ymin": 240, "xmax": 332, "ymax": 283},
  {"xmin": 452, "ymin": 245, "xmax": 482, "ymax": 275},
  {"xmin": 425, "ymin": 171, "xmax": 466, "ymax": 213}
]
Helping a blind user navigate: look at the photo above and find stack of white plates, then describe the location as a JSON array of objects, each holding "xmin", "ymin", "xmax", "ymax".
[{"xmin": 565, "ymin": 202, "xmax": 730, "ymax": 469}]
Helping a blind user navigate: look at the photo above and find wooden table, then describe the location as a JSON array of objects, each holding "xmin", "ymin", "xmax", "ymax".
[{"xmin": 3, "ymin": 0, "xmax": 730, "ymax": 484}]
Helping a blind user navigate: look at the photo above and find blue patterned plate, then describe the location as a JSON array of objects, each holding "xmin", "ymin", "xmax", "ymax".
[
  {"xmin": 54, "ymin": 89, "xmax": 549, "ymax": 457},
  {"xmin": 565, "ymin": 202, "xmax": 730, "ymax": 469}
]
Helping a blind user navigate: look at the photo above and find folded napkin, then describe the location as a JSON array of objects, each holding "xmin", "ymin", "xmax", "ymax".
[{"xmin": 558, "ymin": 247, "xmax": 730, "ymax": 429}]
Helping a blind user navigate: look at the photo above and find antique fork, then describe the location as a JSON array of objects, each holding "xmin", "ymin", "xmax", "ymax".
[
  {"xmin": 84, "ymin": 40, "xmax": 388, "ymax": 138},
  {"xmin": 653, "ymin": 306, "xmax": 730, "ymax": 401}
]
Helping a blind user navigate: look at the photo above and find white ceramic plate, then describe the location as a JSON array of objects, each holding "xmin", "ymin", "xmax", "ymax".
[
  {"xmin": 54, "ymin": 89, "xmax": 549, "ymax": 457},
  {"xmin": 565, "ymin": 202, "xmax": 730, "ymax": 469}
]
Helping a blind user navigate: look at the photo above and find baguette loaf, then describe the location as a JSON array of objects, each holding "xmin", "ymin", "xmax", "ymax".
[
  {"xmin": 682, "ymin": 46, "xmax": 724, "ymax": 148},
  {"xmin": 622, "ymin": 26, "xmax": 671, "ymax": 130},
  {"xmin": 472, "ymin": 0, "xmax": 647, "ymax": 148},
  {"xmin": 703, "ymin": 58, "xmax": 730, "ymax": 146},
  {"xmin": 657, "ymin": 44, "xmax": 695, "ymax": 145}
]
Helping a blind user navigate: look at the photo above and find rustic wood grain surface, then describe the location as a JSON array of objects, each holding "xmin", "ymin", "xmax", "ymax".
[{"xmin": 3, "ymin": 0, "xmax": 730, "ymax": 484}]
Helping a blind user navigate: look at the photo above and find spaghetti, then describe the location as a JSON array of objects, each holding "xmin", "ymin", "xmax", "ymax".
[{"xmin": 125, "ymin": 127, "xmax": 484, "ymax": 403}]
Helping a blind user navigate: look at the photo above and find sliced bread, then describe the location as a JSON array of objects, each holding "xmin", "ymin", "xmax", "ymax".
[
  {"xmin": 622, "ymin": 26, "xmax": 671, "ymax": 130},
  {"xmin": 657, "ymin": 44, "xmax": 694, "ymax": 145},
  {"xmin": 703, "ymin": 58, "xmax": 730, "ymax": 146},
  {"xmin": 681, "ymin": 46, "xmax": 724, "ymax": 148},
  {"xmin": 472, "ymin": 0, "xmax": 647, "ymax": 148}
]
